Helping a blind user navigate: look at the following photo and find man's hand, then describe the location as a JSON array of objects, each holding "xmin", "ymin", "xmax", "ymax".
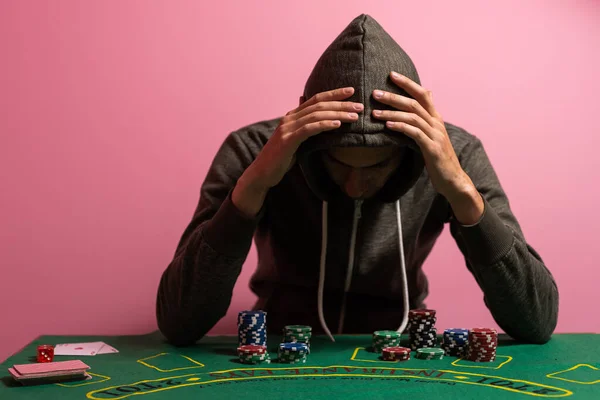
[
  {"xmin": 371, "ymin": 71, "xmax": 484, "ymax": 224},
  {"xmin": 243, "ymin": 87, "xmax": 363, "ymax": 192},
  {"xmin": 233, "ymin": 87, "xmax": 363, "ymax": 218}
]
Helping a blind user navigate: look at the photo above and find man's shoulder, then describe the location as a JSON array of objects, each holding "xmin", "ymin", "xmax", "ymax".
[{"xmin": 444, "ymin": 121, "xmax": 482, "ymax": 154}]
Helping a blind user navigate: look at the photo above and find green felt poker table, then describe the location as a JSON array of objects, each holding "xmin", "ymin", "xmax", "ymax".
[{"xmin": 1, "ymin": 331, "xmax": 599, "ymax": 399}]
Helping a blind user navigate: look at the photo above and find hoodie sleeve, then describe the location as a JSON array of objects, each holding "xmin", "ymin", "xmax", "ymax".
[
  {"xmin": 156, "ymin": 129, "xmax": 266, "ymax": 346},
  {"xmin": 447, "ymin": 137, "xmax": 559, "ymax": 344}
]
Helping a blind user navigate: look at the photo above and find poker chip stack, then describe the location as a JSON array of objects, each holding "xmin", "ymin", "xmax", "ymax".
[
  {"xmin": 237, "ymin": 345, "xmax": 271, "ymax": 365},
  {"xmin": 372, "ymin": 330, "xmax": 402, "ymax": 353},
  {"xmin": 381, "ymin": 346, "xmax": 411, "ymax": 362},
  {"xmin": 282, "ymin": 325, "xmax": 312, "ymax": 352},
  {"xmin": 407, "ymin": 309, "xmax": 438, "ymax": 351},
  {"xmin": 466, "ymin": 328, "xmax": 498, "ymax": 362},
  {"xmin": 416, "ymin": 347, "xmax": 445, "ymax": 360},
  {"xmin": 238, "ymin": 310, "xmax": 267, "ymax": 347},
  {"xmin": 442, "ymin": 328, "xmax": 470, "ymax": 357},
  {"xmin": 277, "ymin": 342, "xmax": 309, "ymax": 364}
]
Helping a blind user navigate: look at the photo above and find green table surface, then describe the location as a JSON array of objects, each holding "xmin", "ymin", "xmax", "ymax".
[{"xmin": 1, "ymin": 332, "xmax": 599, "ymax": 399}]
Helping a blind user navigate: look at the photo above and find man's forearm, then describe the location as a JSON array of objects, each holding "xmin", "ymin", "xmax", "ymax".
[
  {"xmin": 232, "ymin": 169, "xmax": 270, "ymax": 218},
  {"xmin": 447, "ymin": 184, "xmax": 485, "ymax": 226},
  {"xmin": 451, "ymin": 195, "xmax": 559, "ymax": 343}
]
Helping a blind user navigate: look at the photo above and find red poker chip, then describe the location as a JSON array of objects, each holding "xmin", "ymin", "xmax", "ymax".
[
  {"xmin": 469, "ymin": 332, "xmax": 497, "ymax": 336},
  {"xmin": 470, "ymin": 341, "xmax": 497, "ymax": 346},
  {"xmin": 469, "ymin": 337, "xmax": 497, "ymax": 342},
  {"xmin": 382, "ymin": 346, "xmax": 410, "ymax": 355},
  {"xmin": 382, "ymin": 355, "xmax": 410, "ymax": 361},
  {"xmin": 471, "ymin": 328, "xmax": 497, "ymax": 334},
  {"xmin": 383, "ymin": 346, "xmax": 411, "ymax": 353},
  {"xmin": 468, "ymin": 354, "xmax": 496, "ymax": 359},
  {"xmin": 381, "ymin": 354, "xmax": 410, "ymax": 360},
  {"xmin": 470, "ymin": 337, "xmax": 497, "ymax": 341},
  {"xmin": 470, "ymin": 343, "xmax": 497, "ymax": 348},
  {"xmin": 468, "ymin": 347, "xmax": 497, "ymax": 352},
  {"xmin": 470, "ymin": 348, "xmax": 497, "ymax": 353},
  {"xmin": 409, "ymin": 309, "xmax": 436, "ymax": 316},
  {"xmin": 238, "ymin": 345, "xmax": 267, "ymax": 354},
  {"xmin": 469, "ymin": 338, "xmax": 498, "ymax": 343}
]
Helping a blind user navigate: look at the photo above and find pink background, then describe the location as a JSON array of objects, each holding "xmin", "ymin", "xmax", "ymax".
[{"xmin": 1, "ymin": 0, "xmax": 599, "ymax": 363}]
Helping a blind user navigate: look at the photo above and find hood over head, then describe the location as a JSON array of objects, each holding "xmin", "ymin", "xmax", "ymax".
[{"xmin": 297, "ymin": 14, "xmax": 425, "ymax": 203}]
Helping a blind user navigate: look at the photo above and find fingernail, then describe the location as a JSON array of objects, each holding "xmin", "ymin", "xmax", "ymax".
[
  {"xmin": 373, "ymin": 110, "xmax": 382, "ymax": 116},
  {"xmin": 344, "ymin": 87, "xmax": 353, "ymax": 94},
  {"xmin": 353, "ymin": 103, "xmax": 363, "ymax": 110},
  {"xmin": 391, "ymin": 71, "xmax": 401, "ymax": 78},
  {"xmin": 387, "ymin": 121, "xmax": 395, "ymax": 126},
  {"xmin": 348, "ymin": 113, "xmax": 358, "ymax": 118},
  {"xmin": 374, "ymin": 90, "xmax": 383, "ymax": 98}
]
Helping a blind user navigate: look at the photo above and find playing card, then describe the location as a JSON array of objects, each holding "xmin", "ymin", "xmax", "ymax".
[
  {"xmin": 10, "ymin": 367, "xmax": 88, "ymax": 380},
  {"xmin": 54, "ymin": 342, "xmax": 106, "ymax": 356},
  {"xmin": 18, "ymin": 373, "xmax": 92, "ymax": 386},
  {"xmin": 13, "ymin": 360, "xmax": 90, "ymax": 376},
  {"xmin": 97, "ymin": 342, "xmax": 119, "ymax": 354},
  {"xmin": 9, "ymin": 367, "xmax": 91, "ymax": 385}
]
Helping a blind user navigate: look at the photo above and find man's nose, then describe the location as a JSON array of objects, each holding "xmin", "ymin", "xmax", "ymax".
[{"xmin": 343, "ymin": 169, "xmax": 368, "ymax": 199}]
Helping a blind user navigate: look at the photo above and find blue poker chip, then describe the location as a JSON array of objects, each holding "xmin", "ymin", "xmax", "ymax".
[
  {"xmin": 279, "ymin": 343, "xmax": 309, "ymax": 352},
  {"xmin": 444, "ymin": 328, "xmax": 469, "ymax": 335},
  {"xmin": 237, "ymin": 310, "xmax": 268, "ymax": 347},
  {"xmin": 442, "ymin": 328, "xmax": 470, "ymax": 349},
  {"xmin": 238, "ymin": 318, "xmax": 266, "ymax": 324},
  {"xmin": 238, "ymin": 321, "xmax": 265, "ymax": 325},
  {"xmin": 238, "ymin": 310, "xmax": 266, "ymax": 316}
]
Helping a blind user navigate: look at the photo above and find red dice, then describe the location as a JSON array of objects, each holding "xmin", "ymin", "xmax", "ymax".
[{"xmin": 37, "ymin": 345, "xmax": 54, "ymax": 363}]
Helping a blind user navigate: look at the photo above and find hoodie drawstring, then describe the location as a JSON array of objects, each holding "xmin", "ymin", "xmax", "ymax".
[
  {"xmin": 337, "ymin": 199, "xmax": 363, "ymax": 334},
  {"xmin": 317, "ymin": 201, "xmax": 333, "ymax": 340},
  {"xmin": 395, "ymin": 199, "xmax": 410, "ymax": 334},
  {"xmin": 317, "ymin": 199, "xmax": 410, "ymax": 342}
]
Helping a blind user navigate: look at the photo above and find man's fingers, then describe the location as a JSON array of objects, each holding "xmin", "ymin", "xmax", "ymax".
[
  {"xmin": 281, "ymin": 87, "xmax": 361, "ymax": 144},
  {"xmin": 290, "ymin": 110, "xmax": 358, "ymax": 133},
  {"xmin": 294, "ymin": 119, "xmax": 342, "ymax": 141},
  {"xmin": 292, "ymin": 87, "xmax": 356, "ymax": 115},
  {"xmin": 294, "ymin": 100, "xmax": 363, "ymax": 120}
]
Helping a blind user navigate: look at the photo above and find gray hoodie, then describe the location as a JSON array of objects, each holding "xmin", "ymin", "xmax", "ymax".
[{"xmin": 156, "ymin": 14, "xmax": 558, "ymax": 346}]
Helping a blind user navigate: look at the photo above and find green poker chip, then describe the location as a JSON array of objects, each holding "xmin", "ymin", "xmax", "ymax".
[{"xmin": 416, "ymin": 347, "xmax": 444, "ymax": 359}]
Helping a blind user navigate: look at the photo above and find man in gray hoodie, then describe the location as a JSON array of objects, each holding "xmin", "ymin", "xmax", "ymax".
[{"xmin": 156, "ymin": 14, "xmax": 558, "ymax": 346}]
